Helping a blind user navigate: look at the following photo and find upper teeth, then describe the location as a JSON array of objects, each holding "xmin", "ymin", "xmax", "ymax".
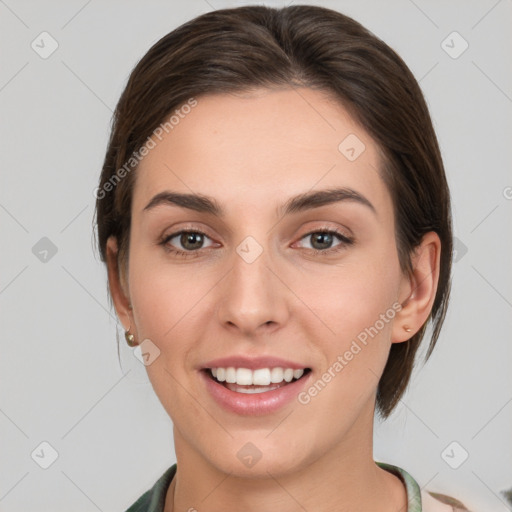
[{"xmin": 211, "ymin": 367, "xmax": 304, "ymax": 386}]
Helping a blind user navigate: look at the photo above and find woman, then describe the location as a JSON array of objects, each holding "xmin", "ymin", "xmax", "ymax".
[{"xmin": 95, "ymin": 5, "xmax": 467, "ymax": 511}]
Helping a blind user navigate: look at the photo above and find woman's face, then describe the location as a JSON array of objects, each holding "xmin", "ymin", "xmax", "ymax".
[{"xmin": 115, "ymin": 87, "xmax": 412, "ymax": 477}]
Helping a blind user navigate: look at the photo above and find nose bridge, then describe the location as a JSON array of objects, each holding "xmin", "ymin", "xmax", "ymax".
[{"xmin": 216, "ymin": 236, "xmax": 288, "ymax": 334}]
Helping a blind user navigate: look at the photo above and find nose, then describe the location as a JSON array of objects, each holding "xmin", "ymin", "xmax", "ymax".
[{"xmin": 216, "ymin": 246, "xmax": 290, "ymax": 337}]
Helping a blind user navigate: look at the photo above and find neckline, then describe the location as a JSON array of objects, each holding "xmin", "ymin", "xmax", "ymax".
[
  {"xmin": 376, "ymin": 461, "xmax": 422, "ymax": 512},
  {"xmin": 149, "ymin": 462, "xmax": 422, "ymax": 512}
]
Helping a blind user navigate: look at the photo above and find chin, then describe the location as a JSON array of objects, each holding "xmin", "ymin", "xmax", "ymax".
[{"xmin": 196, "ymin": 433, "xmax": 316, "ymax": 480}]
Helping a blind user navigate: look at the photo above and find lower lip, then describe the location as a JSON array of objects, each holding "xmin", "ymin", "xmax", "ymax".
[{"xmin": 200, "ymin": 370, "xmax": 311, "ymax": 415}]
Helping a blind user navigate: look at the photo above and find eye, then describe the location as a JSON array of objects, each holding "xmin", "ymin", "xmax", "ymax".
[
  {"xmin": 162, "ymin": 230, "xmax": 215, "ymax": 253},
  {"xmin": 296, "ymin": 229, "xmax": 353, "ymax": 252}
]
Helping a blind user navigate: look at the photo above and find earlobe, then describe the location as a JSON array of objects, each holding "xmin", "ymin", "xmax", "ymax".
[
  {"xmin": 391, "ymin": 232, "xmax": 441, "ymax": 343},
  {"xmin": 106, "ymin": 237, "xmax": 133, "ymax": 331}
]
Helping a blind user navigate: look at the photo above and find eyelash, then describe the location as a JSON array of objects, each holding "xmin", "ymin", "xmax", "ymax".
[
  {"xmin": 298, "ymin": 228, "xmax": 354, "ymax": 255},
  {"xmin": 160, "ymin": 228, "xmax": 354, "ymax": 258},
  {"xmin": 160, "ymin": 229, "xmax": 211, "ymax": 259}
]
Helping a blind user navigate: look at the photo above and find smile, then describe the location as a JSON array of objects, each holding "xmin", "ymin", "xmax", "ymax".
[
  {"xmin": 209, "ymin": 367, "xmax": 308, "ymax": 394},
  {"xmin": 201, "ymin": 363, "xmax": 312, "ymax": 415}
]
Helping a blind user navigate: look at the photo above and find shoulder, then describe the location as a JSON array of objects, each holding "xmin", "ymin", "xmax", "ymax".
[
  {"xmin": 376, "ymin": 461, "xmax": 473, "ymax": 512},
  {"xmin": 124, "ymin": 464, "xmax": 177, "ymax": 512}
]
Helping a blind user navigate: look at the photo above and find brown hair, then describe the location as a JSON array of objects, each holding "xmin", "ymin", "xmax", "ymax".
[{"xmin": 95, "ymin": 5, "xmax": 452, "ymax": 418}]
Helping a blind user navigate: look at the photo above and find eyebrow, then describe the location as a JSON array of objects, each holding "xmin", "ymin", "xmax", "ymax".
[
  {"xmin": 281, "ymin": 187, "xmax": 376, "ymax": 216},
  {"xmin": 143, "ymin": 187, "xmax": 376, "ymax": 216},
  {"xmin": 143, "ymin": 191, "xmax": 223, "ymax": 215}
]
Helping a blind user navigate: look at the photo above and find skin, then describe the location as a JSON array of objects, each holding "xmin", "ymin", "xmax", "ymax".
[{"xmin": 107, "ymin": 87, "xmax": 440, "ymax": 511}]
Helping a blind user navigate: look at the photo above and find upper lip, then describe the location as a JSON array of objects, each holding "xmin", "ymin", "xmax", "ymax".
[{"xmin": 201, "ymin": 356, "xmax": 308, "ymax": 370}]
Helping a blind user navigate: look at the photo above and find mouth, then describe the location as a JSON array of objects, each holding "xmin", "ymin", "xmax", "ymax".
[{"xmin": 203, "ymin": 366, "xmax": 312, "ymax": 394}]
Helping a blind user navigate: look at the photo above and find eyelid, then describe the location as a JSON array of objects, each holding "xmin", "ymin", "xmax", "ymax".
[
  {"xmin": 158, "ymin": 223, "xmax": 354, "ymax": 257},
  {"xmin": 295, "ymin": 222, "xmax": 353, "ymax": 241},
  {"xmin": 294, "ymin": 228, "xmax": 353, "ymax": 248},
  {"xmin": 159, "ymin": 222, "xmax": 217, "ymax": 242},
  {"xmin": 161, "ymin": 228, "xmax": 217, "ymax": 248}
]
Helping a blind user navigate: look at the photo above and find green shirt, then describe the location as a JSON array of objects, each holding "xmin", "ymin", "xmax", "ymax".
[{"xmin": 124, "ymin": 462, "xmax": 466, "ymax": 511}]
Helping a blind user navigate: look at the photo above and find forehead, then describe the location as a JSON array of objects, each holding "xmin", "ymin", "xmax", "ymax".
[{"xmin": 133, "ymin": 87, "xmax": 390, "ymax": 216}]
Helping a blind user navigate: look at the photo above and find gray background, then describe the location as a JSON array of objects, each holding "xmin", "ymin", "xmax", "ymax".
[{"xmin": 1, "ymin": 0, "xmax": 511, "ymax": 510}]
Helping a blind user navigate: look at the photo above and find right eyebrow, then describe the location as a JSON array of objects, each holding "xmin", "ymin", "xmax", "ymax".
[{"xmin": 143, "ymin": 191, "xmax": 224, "ymax": 216}]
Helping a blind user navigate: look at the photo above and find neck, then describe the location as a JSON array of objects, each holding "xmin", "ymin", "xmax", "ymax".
[{"xmin": 164, "ymin": 408, "xmax": 407, "ymax": 512}]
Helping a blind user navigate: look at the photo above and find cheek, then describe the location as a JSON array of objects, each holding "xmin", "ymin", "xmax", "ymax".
[
  {"xmin": 295, "ymin": 269, "xmax": 399, "ymax": 422},
  {"xmin": 296, "ymin": 258, "xmax": 401, "ymax": 343},
  {"xmin": 291, "ymin": 255, "xmax": 402, "ymax": 411},
  {"xmin": 126, "ymin": 254, "xmax": 209, "ymax": 413},
  {"xmin": 127, "ymin": 245, "xmax": 211, "ymax": 341}
]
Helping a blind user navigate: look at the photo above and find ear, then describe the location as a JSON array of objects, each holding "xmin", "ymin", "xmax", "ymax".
[
  {"xmin": 106, "ymin": 236, "xmax": 133, "ymax": 332},
  {"xmin": 391, "ymin": 231, "xmax": 441, "ymax": 343}
]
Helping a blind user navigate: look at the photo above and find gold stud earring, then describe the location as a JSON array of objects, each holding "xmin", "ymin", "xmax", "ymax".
[
  {"xmin": 125, "ymin": 326, "xmax": 137, "ymax": 347},
  {"xmin": 403, "ymin": 325, "xmax": 412, "ymax": 333}
]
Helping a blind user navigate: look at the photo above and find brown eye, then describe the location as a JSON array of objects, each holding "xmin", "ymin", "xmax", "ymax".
[
  {"xmin": 180, "ymin": 232, "xmax": 204, "ymax": 250},
  {"xmin": 296, "ymin": 230, "xmax": 353, "ymax": 253},
  {"xmin": 310, "ymin": 232, "xmax": 334, "ymax": 250},
  {"xmin": 163, "ymin": 230, "xmax": 215, "ymax": 253}
]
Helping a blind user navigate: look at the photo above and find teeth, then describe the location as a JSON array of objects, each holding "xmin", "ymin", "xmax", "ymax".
[
  {"xmin": 270, "ymin": 367, "xmax": 284, "ymax": 383},
  {"xmin": 210, "ymin": 367, "xmax": 305, "ymax": 386},
  {"xmin": 293, "ymin": 369, "xmax": 304, "ymax": 379},
  {"xmin": 253, "ymin": 368, "xmax": 271, "ymax": 386},
  {"xmin": 226, "ymin": 367, "xmax": 237, "ymax": 383},
  {"xmin": 236, "ymin": 368, "xmax": 253, "ymax": 385}
]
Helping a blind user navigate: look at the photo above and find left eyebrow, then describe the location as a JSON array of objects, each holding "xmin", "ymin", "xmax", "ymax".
[{"xmin": 280, "ymin": 187, "xmax": 377, "ymax": 216}]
